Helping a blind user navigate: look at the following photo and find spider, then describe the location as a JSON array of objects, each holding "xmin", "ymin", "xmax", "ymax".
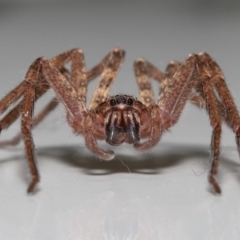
[{"xmin": 0, "ymin": 48, "xmax": 239, "ymax": 194}]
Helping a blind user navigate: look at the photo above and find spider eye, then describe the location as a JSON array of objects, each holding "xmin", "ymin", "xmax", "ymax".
[
  {"xmin": 127, "ymin": 98, "xmax": 133, "ymax": 105},
  {"xmin": 116, "ymin": 98, "xmax": 121, "ymax": 104},
  {"xmin": 110, "ymin": 99, "xmax": 116, "ymax": 106},
  {"xmin": 122, "ymin": 98, "xmax": 126, "ymax": 104}
]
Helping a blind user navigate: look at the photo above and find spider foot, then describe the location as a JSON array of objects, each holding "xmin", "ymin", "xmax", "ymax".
[
  {"xmin": 208, "ymin": 174, "xmax": 221, "ymax": 194},
  {"xmin": 234, "ymin": 126, "xmax": 240, "ymax": 158},
  {"xmin": 85, "ymin": 131, "xmax": 115, "ymax": 161},
  {"xmin": 99, "ymin": 149, "xmax": 115, "ymax": 161},
  {"xmin": 27, "ymin": 177, "xmax": 40, "ymax": 193}
]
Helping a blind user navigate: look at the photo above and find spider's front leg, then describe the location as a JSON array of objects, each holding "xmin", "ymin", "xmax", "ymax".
[
  {"xmin": 40, "ymin": 59, "xmax": 113, "ymax": 160},
  {"xmin": 132, "ymin": 59, "xmax": 162, "ymax": 151},
  {"xmin": 133, "ymin": 58, "xmax": 182, "ymax": 151},
  {"xmin": 0, "ymin": 50, "xmax": 111, "ymax": 147},
  {"xmin": 42, "ymin": 48, "xmax": 125, "ymax": 161}
]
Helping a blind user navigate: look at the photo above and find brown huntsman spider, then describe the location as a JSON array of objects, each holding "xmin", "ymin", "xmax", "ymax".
[{"xmin": 0, "ymin": 48, "xmax": 239, "ymax": 193}]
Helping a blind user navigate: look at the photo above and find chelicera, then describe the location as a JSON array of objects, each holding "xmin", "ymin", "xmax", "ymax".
[
  {"xmin": 0, "ymin": 48, "xmax": 239, "ymax": 193},
  {"xmin": 97, "ymin": 95, "xmax": 142, "ymax": 146}
]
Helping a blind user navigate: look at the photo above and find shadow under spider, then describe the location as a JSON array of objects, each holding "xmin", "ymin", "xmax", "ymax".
[{"xmin": 0, "ymin": 142, "xmax": 238, "ymax": 176}]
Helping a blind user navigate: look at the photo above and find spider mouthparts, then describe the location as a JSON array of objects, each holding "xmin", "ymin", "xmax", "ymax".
[
  {"xmin": 105, "ymin": 112, "xmax": 140, "ymax": 146},
  {"xmin": 106, "ymin": 124, "xmax": 122, "ymax": 145},
  {"xmin": 127, "ymin": 123, "xmax": 140, "ymax": 143}
]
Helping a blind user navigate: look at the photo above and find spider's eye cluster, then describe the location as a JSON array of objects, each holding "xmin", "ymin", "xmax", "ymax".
[
  {"xmin": 127, "ymin": 98, "xmax": 133, "ymax": 105},
  {"xmin": 110, "ymin": 96, "xmax": 134, "ymax": 106},
  {"xmin": 110, "ymin": 99, "xmax": 117, "ymax": 106}
]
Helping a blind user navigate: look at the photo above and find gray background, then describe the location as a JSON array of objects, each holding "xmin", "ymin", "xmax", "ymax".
[{"xmin": 0, "ymin": 1, "xmax": 240, "ymax": 239}]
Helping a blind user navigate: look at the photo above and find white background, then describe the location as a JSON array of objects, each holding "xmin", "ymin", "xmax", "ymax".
[{"xmin": 0, "ymin": 1, "xmax": 240, "ymax": 239}]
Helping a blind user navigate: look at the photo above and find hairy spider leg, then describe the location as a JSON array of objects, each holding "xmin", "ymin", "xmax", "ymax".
[
  {"xmin": 22, "ymin": 56, "xmax": 87, "ymax": 192},
  {"xmin": 140, "ymin": 54, "xmax": 240, "ymax": 193},
  {"xmin": 174, "ymin": 54, "xmax": 240, "ymax": 193},
  {"xmin": 0, "ymin": 98, "xmax": 58, "ymax": 147},
  {"xmin": 134, "ymin": 58, "xmax": 214, "ymax": 111},
  {"xmin": 0, "ymin": 50, "xmax": 109, "ymax": 140},
  {"xmin": 134, "ymin": 59, "xmax": 155, "ymax": 106},
  {"xmin": 0, "ymin": 82, "xmax": 25, "ymax": 116},
  {"xmin": 154, "ymin": 54, "xmax": 225, "ymax": 193},
  {"xmin": 0, "ymin": 81, "xmax": 50, "ymax": 133},
  {"xmin": 0, "ymin": 50, "xmax": 75, "ymax": 146},
  {"xmin": 0, "ymin": 49, "xmax": 75, "ymax": 132},
  {"xmin": 0, "ymin": 68, "xmax": 70, "ymax": 147},
  {"xmin": 156, "ymin": 53, "xmax": 240, "ymax": 193},
  {"xmin": 133, "ymin": 57, "xmax": 203, "ymax": 152},
  {"xmin": 134, "ymin": 104, "xmax": 162, "ymax": 151},
  {"xmin": 69, "ymin": 49, "xmax": 88, "ymax": 104},
  {"xmin": 132, "ymin": 59, "xmax": 163, "ymax": 151},
  {"xmin": 146, "ymin": 57, "xmax": 232, "ymax": 127},
  {"xmin": 198, "ymin": 53, "xmax": 240, "ymax": 155},
  {"xmin": 0, "ymin": 50, "xmax": 120, "ymax": 148},
  {"xmin": 88, "ymin": 48, "xmax": 126, "ymax": 110},
  {"xmin": 135, "ymin": 54, "xmax": 221, "ymax": 193},
  {"xmin": 86, "ymin": 51, "xmax": 112, "ymax": 83},
  {"xmin": 21, "ymin": 51, "xmax": 86, "ymax": 192},
  {"xmin": 43, "ymin": 48, "xmax": 125, "ymax": 161},
  {"xmin": 192, "ymin": 56, "xmax": 222, "ymax": 193},
  {"xmin": 133, "ymin": 58, "xmax": 187, "ymax": 152},
  {"xmin": 20, "ymin": 55, "xmax": 77, "ymax": 192},
  {"xmin": 170, "ymin": 54, "xmax": 240, "ymax": 159},
  {"xmin": 0, "ymin": 49, "xmax": 90, "ymax": 192}
]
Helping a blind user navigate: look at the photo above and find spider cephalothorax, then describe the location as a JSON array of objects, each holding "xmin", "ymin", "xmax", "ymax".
[{"xmin": 0, "ymin": 48, "xmax": 239, "ymax": 194}]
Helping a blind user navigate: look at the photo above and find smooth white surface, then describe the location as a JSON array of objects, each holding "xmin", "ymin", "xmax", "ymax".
[
  {"xmin": 1, "ymin": 144, "xmax": 240, "ymax": 239},
  {"xmin": 0, "ymin": 1, "xmax": 240, "ymax": 239}
]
